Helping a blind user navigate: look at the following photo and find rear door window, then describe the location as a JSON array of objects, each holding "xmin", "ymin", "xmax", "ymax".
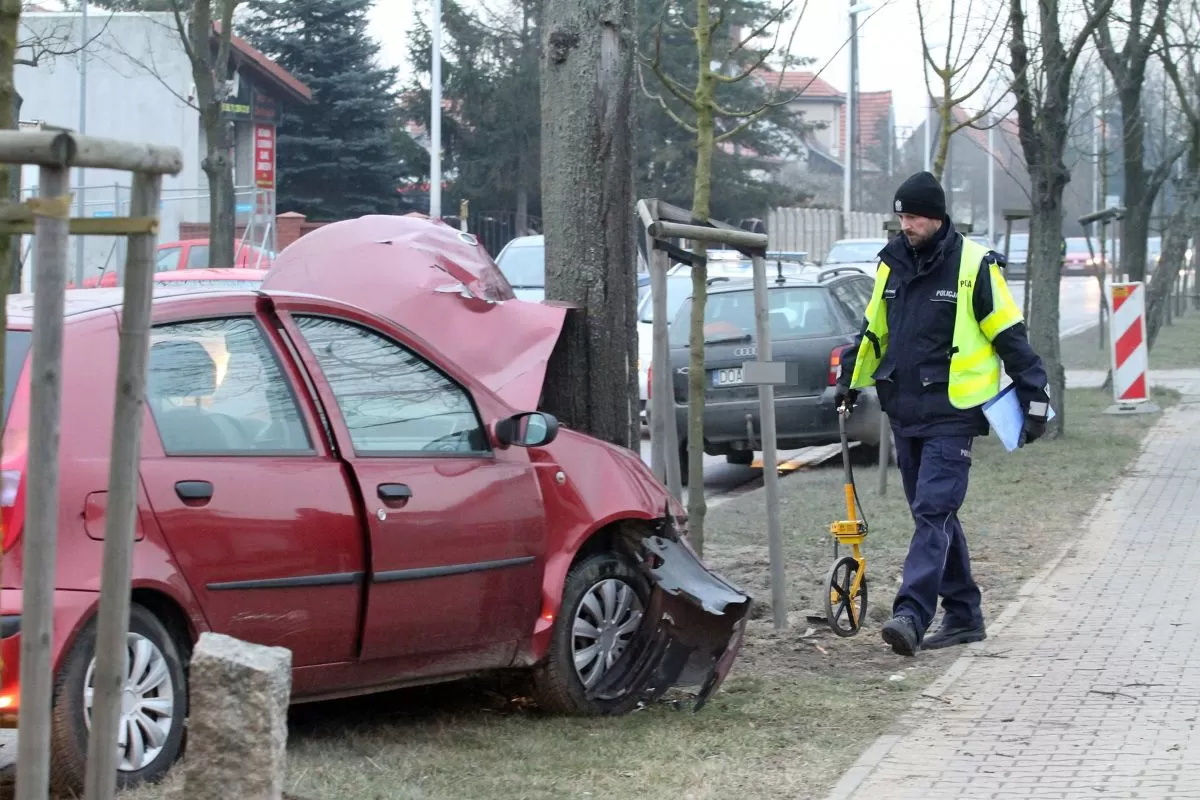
[
  {"xmin": 670, "ymin": 286, "xmax": 837, "ymax": 346},
  {"xmin": 3, "ymin": 331, "xmax": 31, "ymax": 424}
]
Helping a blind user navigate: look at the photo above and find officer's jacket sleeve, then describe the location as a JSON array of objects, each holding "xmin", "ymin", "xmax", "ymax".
[{"xmin": 973, "ymin": 254, "xmax": 1051, "ymax": 411}]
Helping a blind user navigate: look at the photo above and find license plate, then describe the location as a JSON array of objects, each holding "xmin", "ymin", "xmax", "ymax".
[{"xmin": 711, "ymin": 367, "xmax": 744, "ymax": 387}]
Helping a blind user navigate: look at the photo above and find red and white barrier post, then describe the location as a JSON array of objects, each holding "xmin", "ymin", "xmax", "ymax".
[{"xmin": 1109, "ymin": 282, "xmax": 1150, "ymax": 407}]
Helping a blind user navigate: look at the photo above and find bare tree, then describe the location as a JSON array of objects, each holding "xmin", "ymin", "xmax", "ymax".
[
  {"xmin": 640, "ymin": 0, "xmax": 808, "ymax": 554},
  {"xmin": 539, "ymin": 0, "xmax": 639, "ymax": 449},
  {"xmin": 917, "ymin": 0, "xmax": 1010, "ymax": 182},
  {"xmin": 17, "ymin": 3, "xmax": 113, "ymax": 67},
  {"xmin": 0, "ymin": 0, "xmax": 18, "ymax": 477},
  {"xmin": 1007, "ymin": 0, "xmax": 1114, "ymax": 437},
  {"xmin": 1093, "ymin": 0, "xmax": 1173, "ymax": 283}
]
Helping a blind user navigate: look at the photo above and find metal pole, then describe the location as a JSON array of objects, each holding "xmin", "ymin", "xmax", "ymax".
[
  {"xmin": 74, "ymin": 0, "xmax": 89, "ymax": 289},
  {"xmin": 924, "ymin": 96, "xmax": 931, "ymax": 173},
  {"xmin": 750, "ymin": 253, "xmax": 787, "ymax": 631},
  {"xmin": 429, "ymin": 0, "xmax": 443, "ymax": 220},
  {"xmin": 843, "ymin": 6, "xmax": 855, "ymax": 221},
  {"xmin": 16, "ymin": 165, "xmax": 70, "ymax": 800},
  {"xmin": 82, "ymin": 172, "xmax": 163, "ymax": 800},
  {"xmin": 987, "ymin": 124, "xmax": 995, "ymax": 243},
  {"xmin": 651, "ymin": 243, "xmax": 682, "ymax": 501}
]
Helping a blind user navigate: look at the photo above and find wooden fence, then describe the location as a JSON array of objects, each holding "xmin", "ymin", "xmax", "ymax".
[{"xmin": 766, "ymin": 208, "xmax": 890, "ymax": 261}]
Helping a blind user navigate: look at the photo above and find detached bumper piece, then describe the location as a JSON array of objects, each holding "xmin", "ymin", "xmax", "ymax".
[{"xmin": 592, "ymin": 535, "xmax": 752, "ymax": 711}]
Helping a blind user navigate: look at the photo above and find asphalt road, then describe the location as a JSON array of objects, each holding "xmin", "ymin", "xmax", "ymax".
[{"xmin": 641, "ymin": 277, "xmax": 1104, "ymax": 502}]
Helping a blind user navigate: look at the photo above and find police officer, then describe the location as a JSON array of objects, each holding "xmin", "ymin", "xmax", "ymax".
[{"xmin": 835, "ymin": 171, "xmax": 1051, "ymax": 657}]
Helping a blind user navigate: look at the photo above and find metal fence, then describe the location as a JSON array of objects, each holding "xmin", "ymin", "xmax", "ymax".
[{"xmin": 766, "ymin": 207, "xmax": 891, "ymax": 262}]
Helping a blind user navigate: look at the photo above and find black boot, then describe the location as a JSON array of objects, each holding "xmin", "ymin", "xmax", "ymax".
[
  {"xmin": 881, "ymin": 615, "xmax": 920, "ymax": 656},
  {"xmin": 922, "ymin": 620, "xmax": 986, "ymax": 650}
]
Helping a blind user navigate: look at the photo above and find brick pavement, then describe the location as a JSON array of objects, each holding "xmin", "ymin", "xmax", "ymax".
[{"xmin": 827, "ymin": 397, "xmax": 1200, "ymax": 800}]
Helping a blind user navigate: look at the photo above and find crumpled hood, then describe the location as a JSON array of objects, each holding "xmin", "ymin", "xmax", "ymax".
[{"xmin": 261, "ymin": 215, "xmax": 567, "ymax": 410}]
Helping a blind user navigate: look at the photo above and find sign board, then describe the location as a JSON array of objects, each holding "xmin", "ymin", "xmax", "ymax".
[
  {"xmin": 1109, "ymin": 282, "xmax": 1150, "ymax": 405},
  {"xmin": 253, "ymin": 124, "xmax": 276, "ymax": 190}
]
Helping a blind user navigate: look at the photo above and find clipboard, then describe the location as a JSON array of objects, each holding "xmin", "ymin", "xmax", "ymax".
[{"xmin": 982, "ymin": 384, "xmax": 1056, "ymax": 452}]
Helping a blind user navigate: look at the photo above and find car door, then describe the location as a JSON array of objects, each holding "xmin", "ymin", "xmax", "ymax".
[
  {"xmin": 276, "ymin": 304, "xmax": 547, "ymax": 665},
  {"xmin": 138, "ymin": 299, "xmax": 366, "ymax": 668}
]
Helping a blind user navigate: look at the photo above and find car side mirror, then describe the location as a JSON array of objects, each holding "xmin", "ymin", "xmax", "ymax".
[{"xmin": 495, "ymin": 411, "xmax": 559, "ymax": 448}]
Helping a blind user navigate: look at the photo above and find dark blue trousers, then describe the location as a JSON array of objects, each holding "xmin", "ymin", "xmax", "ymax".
[{"xmin": 891, "ymin": 433, "xmax": 983, "ymax": 635}]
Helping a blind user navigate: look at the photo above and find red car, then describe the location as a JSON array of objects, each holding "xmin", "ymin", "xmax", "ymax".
[
  {"xmin": 0, "ymin": 216, "xmax": 749, "ymax": 792},
  {"xmin": 75, "ymin": 241, "xmax": 273, "ymax": 289},
  {"xmin": 152, "ymin": 267, "xmax": 268, "ymax": 291}
]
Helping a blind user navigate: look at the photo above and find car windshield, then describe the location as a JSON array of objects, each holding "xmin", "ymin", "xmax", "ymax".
[
  {"xmin": 638, "ymin": 275, "xmax": 694, "ymax": 323},
  {"xmin": 669, "ymin": 286, "xmax": 835, "ymax": 346},
  {"xmin": 3, "ymin": 330, "xmax": 30, "ymax": 423},
  {"xmin": 825, "ymin": 242, "xmax": 885, "ymax": 264},
  {"xmin": 496, "ymin": 244, "xmax": 545, "ymax": 288},
  {"xmin": 1065, "ymin": 238, "xmax": 1093, "ymax": 255},
  {"xmin": 1000, "ymin": 234, "xmax": 1029, "ymax": 253}
]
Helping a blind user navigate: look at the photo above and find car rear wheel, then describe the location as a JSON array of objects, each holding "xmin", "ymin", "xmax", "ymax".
[
  {"xmin": 533, "ymin": 552, "xmax": 649, "ymax": 715},
  {"xmin": 50, "ymin": 604, "xmax": 188, "ymax": 795},
  {"xmin": 726, "ymin": 450, "xmax": 754, "ymax": 466}
]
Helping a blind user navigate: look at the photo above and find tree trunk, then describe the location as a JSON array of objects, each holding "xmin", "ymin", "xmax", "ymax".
[
  {"xmin": 203, "ymin": 112, "xmax": 237, "ymax": 269},
  {"xmin": 683, "ymin": 0, "xmax": 717, "ymax": 556},
  {"xmin": 1146, "ymin": 218, "xmax": 1190, "ymax": 348},
  {"xmin": 932, "ymin": 104, "xmax": 951, "ymax": 183},
  {"xmin": 539, "ymin": 0, "xmax": 638, "ymax": 450},
  {"xmin": 0, "ymin": 0, "xmax": 18, "ymax": 485},
  {"xmin": 1117, "ymin": 85, "xmax": 1151, "ymax": 283},
  {"xmin": 1028, "ymin": 190, "xmax": 1067, "ymax": 437}
]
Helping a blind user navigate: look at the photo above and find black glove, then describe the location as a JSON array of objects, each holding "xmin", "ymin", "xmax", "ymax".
[
  {"xmin": 834, "ymin": 384, "xmax": 859, "ymax": 413},
  {"xmin": 1018, "ymin": 398, "xmax": 1050, "ymax": 447}
]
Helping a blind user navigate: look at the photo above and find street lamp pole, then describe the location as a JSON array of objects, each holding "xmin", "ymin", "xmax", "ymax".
[
  {"xmin": 74, "ymin": 0, "xmax": 89, "ymax": 288},
  {"xmin": 429, "ymin": 0, "xmax": 442, "ymax": 220}
]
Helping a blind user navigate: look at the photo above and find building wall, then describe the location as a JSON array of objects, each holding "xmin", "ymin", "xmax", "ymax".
[
  {"xmin": 16, "ymin": 11, "xmax": 204, "ymax": 284},
  {"xmin": 793, "ymin": 101, "xmax": 841, "ymax": 157}
]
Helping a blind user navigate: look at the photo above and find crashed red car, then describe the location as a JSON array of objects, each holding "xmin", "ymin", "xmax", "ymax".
[{"xmin": 0, "ymin": 215, "xmax": 750, "ymax": 793}]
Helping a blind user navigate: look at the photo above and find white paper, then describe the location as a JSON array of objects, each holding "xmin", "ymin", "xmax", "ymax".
[{"xmin": 982, "ymin": 384, "xmax": 1056, "ymax": 452}]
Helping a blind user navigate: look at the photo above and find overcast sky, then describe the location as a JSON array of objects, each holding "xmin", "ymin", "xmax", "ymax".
[{"xmin": 370, "ymin": 0, "xmax": 943, "ymax": 134}]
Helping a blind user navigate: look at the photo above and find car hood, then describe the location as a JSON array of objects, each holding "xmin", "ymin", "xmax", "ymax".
[{"xmin": 261, "ymin": 215, "xmax": 567, "ymax": 411}]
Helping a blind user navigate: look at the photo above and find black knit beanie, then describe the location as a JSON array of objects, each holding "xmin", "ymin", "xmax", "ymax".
[{"xmin": 893, "ymin": 171, "xmax": 946, "ymax": 220}]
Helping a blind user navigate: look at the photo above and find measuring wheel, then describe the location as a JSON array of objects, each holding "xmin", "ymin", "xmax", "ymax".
[{"xmin": 824, "ymin": 555, "xmax": 868, "ymax": 637}]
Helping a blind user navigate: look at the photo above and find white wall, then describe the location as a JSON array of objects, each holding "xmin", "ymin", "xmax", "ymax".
[{"xmin": 16, "ymin": 11, "xmax": 205, "ymax": 284}]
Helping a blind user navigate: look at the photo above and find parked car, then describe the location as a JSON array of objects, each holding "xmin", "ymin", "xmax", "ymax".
[
  {"xmin": 152, "ymin": 267, "xmax": 268, "ymax": 292},
  {"xmin": 1, "ymin": 217, "xmax": 750, "ymax": 793},
  {"xmin": 637, "ymin": 272, "xmax": 696, "ymax": 425},
  {"xmin": 1063, "ymin": 237, "xmax": 1101, "ymax": 276},
  {"xmin": 997, "ymin": 232, "xmax": 1029, "ymax": 278},
  {"xmin": 666, "ymin": 268, "xmax": 882, "ymax": 484},
  {"xmin": 820, "ymin": 238, "xmax": 888, "ymax": 276},
  {"xmin": 74, "ymin": 240, "xmax": 273, "ymax": 289},
  {"xmin": 495, "ymin": 234, "xmax": 650, "ymax": 302}
]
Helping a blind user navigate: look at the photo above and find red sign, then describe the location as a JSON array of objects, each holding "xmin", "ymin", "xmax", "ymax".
[{"xmin": 254, "ymin": 124, "xmax": 276, "ymax": 189}]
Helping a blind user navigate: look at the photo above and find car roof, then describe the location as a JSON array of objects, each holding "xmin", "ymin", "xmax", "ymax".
[
  {"xmin": 504, "ymin": 235, "xmax": 544, "ymax": 247},
  {"xmin": 830, "ymin": 238, "xmax": 888, "ymax": 245},
  {"xmin": 704, "ymin": 270, "xmax": 865, "ymax": 295},
  {"xmin": 5, "ymin": 287, "xmax": 328, "ymax": 328}
]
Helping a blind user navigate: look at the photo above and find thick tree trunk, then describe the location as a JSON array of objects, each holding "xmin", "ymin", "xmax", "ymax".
[
  {"xmin": 203, "ymin": 113, "xmax": 237, "ymax": 269},
  {"xmin": 1116, "ymin": 86, "xmax": 1151, "ymax": 283},
  {"xmin": 1028, "ymin": 188, "xmax": 1067, "ymax": 437},
  {"xmin": 0, "ymin": 0, "xmax": 18, "ymax": 479},
  {"xmin": 1147, "ymin": 219, "xmax": 1191, "ymax": 348},
  {"xmin": 539, "ymin": 0, "xmax": 638, "ymax": 450}
]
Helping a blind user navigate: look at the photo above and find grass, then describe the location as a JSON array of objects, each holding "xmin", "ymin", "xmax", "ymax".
[
  {"xmin": 112, "ymin": 388, "xmax": 1174, "ymax": 800},
  {"xmin": 1060, "ymin": 305, "xmax": 1200, "ymax": 372}
]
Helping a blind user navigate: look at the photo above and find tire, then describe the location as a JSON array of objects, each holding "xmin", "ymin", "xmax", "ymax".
[
  {"xmin": 50, "ymin": 604, "xmax": 188, "ymax": 795},
  {"xmin": 533, "ymin": 552, "xmax": 650, "ymax": 715},
  {"xmin": 678, "ymin": 440, "xmax": 690, "ymax": 488},
  {"xmin": 726, "ymin": 450, "xmax": 754, "ymax": 467},
  {"xmin": 824, "ymin": 556, "xmax": 868, "ymax": 638}
]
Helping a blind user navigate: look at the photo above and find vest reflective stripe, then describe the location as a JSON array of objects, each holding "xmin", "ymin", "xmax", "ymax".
[{"xmin": 848, "ymin": 236, "xmax": 1024, "ymax": 409}]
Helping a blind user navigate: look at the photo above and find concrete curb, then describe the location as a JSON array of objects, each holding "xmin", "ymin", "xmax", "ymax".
[{"xmin": 821, "ymin": 406, "xmax": 1175, "ymax": 800}]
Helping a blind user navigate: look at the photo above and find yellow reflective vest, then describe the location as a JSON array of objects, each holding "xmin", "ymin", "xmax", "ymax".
[{"xmin": 848, "ymin": 237, "xmax": 1024, "ymax": 409}]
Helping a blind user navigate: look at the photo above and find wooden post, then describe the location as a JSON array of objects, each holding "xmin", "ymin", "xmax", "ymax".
[
  {"xmin": 15, "ymin": 164, "xmax": 70, "ymax": 800},
  {"xmin": 82, "ymin": 172, "xmax": 163, "ymax": 800}
]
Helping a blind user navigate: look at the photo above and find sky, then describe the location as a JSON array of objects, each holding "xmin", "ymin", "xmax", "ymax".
[{"xmin": 369, "ymin": 0, "xmax": 939, "ymax": 134}]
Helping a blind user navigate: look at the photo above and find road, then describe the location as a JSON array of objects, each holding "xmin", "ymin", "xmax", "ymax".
[{"xmin": 641, "ymin": 277, "xmax": 1103, "ymax": 502}]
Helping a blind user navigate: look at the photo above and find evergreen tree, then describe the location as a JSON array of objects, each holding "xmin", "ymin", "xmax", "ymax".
[{"xmin": 241, "ymin": 0, "xmax": 405, "ymax": 219}]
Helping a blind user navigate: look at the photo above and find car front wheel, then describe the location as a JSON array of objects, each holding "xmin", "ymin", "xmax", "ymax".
[
  {"xmin": 50, "ymin": 604, "xmax": 188, "ymax": 795},
  {"xmin": 533, "ymin": 552, "xmax": 649, "ymax": 715}
]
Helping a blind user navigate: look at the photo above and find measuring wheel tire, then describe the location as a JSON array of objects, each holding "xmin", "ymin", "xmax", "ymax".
[
  {"xmin": 50, "ymin": 603, "xmax": 188, "ymax": 795},
  {"xmin": 824, "ymin": 556, "xmax": 868, "ymax": 638}
]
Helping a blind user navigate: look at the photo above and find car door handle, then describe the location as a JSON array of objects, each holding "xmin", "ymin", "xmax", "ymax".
[
  {"xmin": 175, "ymin": 480, "xmax": 213, "ymax": 502},
  {"xmin": 377, "ymin": 483, "xmax": 413, "ymax": 507}
]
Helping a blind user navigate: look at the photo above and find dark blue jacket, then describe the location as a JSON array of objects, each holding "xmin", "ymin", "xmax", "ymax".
[{"xmin": 839, "ymin": 218, "xmax": 1049, "ymax": 438}]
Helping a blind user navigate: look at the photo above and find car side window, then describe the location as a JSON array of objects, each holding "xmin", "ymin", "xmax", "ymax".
[
  {"xmin": 830, "ymin": 282, "xmax": 865, "ymax": 325},
  {"xmin": 186, "ymin": 244, "xmax": 210, "ymax": 269},
  {"xmin": 293, "ymin": 316, "xmax": 489, "ymax": 456},
  {"xmin": 155, "ymin": 247, "xmax": 180, "ymax": 273},
  {"xmin": 148, "ymin": 318, "xmax": 313, "ymax": 455},
  {"xmin": 853, "ymin": 277, "xmax": 874, "ymax": 311}
]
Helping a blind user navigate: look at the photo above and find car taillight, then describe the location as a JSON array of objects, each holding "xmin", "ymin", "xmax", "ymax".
[
  {"xmin": 1, "ymin": 468, "xmax": 23, "ymax": 553},
  {"xmin": 828, "ymin": 346, "xmax": 846, "ymax": 386}
]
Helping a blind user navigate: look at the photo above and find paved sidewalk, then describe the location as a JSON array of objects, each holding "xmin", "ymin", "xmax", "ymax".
[{"xmin": 827, "ymin": 398, "xmax": 1200, "ymax": 800}]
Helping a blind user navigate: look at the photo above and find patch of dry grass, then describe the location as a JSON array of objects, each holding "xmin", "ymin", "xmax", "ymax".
[
  {"xmin": 1060, "ymin": 306, "xmax": 1200, "ymax": 372},
  {"xmin": 112, "ymin": 388, "xmax": 1173, "ymax": 800}
]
